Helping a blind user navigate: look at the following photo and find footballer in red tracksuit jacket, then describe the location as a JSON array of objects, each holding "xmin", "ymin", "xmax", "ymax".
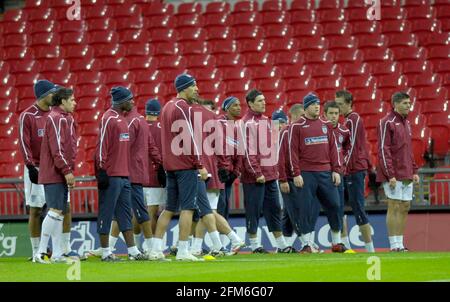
[
  {"xmin": 126, "ymin": 107, "xmax": 162, "ymax": 225},
  {"xmin": 344, "ymin": 111, "xmax": 372, "ymax": 174},
  {"xmin": 146, "ymin": 120, "xmax": 163, "ymax": 187},
  {"xmin": 288, "ymin": 107, "xmax": 343, "ymax": 245}
]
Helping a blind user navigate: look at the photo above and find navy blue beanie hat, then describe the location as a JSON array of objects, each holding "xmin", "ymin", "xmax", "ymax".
[
  {"xmin": 174, "ymin": 73, "xmax": 196, "ymax": 93},
  {"xmin": 111, "ymin": 86, "xmax": 133, "ymax": 105},
  {"xmin": 34, "ymin": 80, "xmax": 57, "ymax": 100},
  {"xmin": 145, "ymin": 99, "xmax": 161, "ymax": 116},
  {"xmin": 221, "ymin": 96, "xmax": 238, "ymax": 111},
  {"xmin": 271, "ymin": 110, "xmax": 288, "ymax": 123},
  {"xmin": 303, "ymin": 93, "xmax": 320, "ymax": 110}
]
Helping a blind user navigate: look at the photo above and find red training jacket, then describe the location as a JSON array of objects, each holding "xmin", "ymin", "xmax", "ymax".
[{"xmin": 344, "ymin": 111, "xmax": 371, "ymax": 174}]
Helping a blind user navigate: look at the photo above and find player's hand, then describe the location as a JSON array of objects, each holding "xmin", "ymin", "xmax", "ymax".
[
  {"xmin": 198, "ymin": 168, "xmax": 209, "ymax": 181},
  {"xmin": 65, "ymin": 173, "xmax": 75, "ymax": 189},
  {"xmin": 279, "ymin": 181, "xmax": 290, "ymax": 194},
  {"xmin": 96, "ymin": 169, "xmax": 109, "ymax": 190},
  {"xmin": 256, "ymin": 175, "xmax": 265, "ymax": 183},
  {"xmin": 227, "ymin": 171, "xmax": 238, "ymax": 184},
  {"xmin": 413, "ymin": 174, "xmax": 420, "ymax": 184},
  {"xmin": 389, "ymin": 177, "xmax": 397, "ymax": 189},
  {"xmin": 332, "ymin": 172, "xmax": 341, "ymax": 187},
  {"xmin": 26, "ymin": 165, "xmax": 39, "ymax": 184},
  {"xmin": 293, "ymin": 175, "xmax": 304, "ymax": 188}
]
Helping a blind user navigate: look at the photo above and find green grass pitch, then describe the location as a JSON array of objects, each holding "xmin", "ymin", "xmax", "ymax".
[{"xmin": 1, "ymin": 252, "xmax": 450, "ymax": 282}]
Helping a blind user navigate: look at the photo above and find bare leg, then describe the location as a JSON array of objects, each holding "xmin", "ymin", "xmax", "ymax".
[
  {"xmin": 148, "ymin": 205, "xmax": 159, "ymax": 234},
  {"xmin": 359, "ymin": 223, "xmax": 373, "ymax": 243},
  {"xmin": 154, "ymin": 210, "xmax": 174, "ymax": 239}
]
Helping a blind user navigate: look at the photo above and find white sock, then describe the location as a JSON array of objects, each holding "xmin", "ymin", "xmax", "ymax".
[
  {"xmin": 178, "ymin": 240, "xmax": 189, "ymax": 254},
  {"xmin": 51, "ymin": 214, "xmax": 64, "ymax": 258},
  {"xmin": 191, "ymin": 238, "xmax": 203, "ymax": 254},
  {"xmin": 227, "ymin": 231, "xmax": 242, "ymax": 245},
  {"xmin": 220, "ymin": 234, "xmax": 229, "ymax": 247},
  {"xmin": 188, "ymin": 235, "xmax": 194, "ymax": 249},
  {"xmin": 30, "ymin": 237, "xmax": 40, "ymax": 256},
  {"xmin": 102, "ymin": 247, "xmax": 111, "ymax": 258},
  {"xmin": 331, "ymin": 231, "xmax": 342, "ymax": 245},
  {"xmin": 249, "ymin": 237, "xmax": 259, "ymax": 251},
  {"xmin": 299, "ymin": 234, "xmax": 306, "ymax": 247},
  {"xmin": 275, "ymin": 235, "xmax": 288, "ymax": 249},
  {"xmin": 342, "ymin": 236, "xmax": 351, "ymax": 249},
  {"xmin": 152, "ymin": 238, "xmax": 163, "ymax": 252},
  {"xmin": 396, "ymin": 235, "xmax": 404, "ymax": 249},
  {"xmin": 311, "ymin": 231, "xmax": 316, "ymax": 244},
  {"xmin": 62, "ymin": 232, "xmax": 71, "ymax": 254},
  {"xmin": 37, "ymin": 213, "xmax": 56, "ymax": 254},
  {"xmin": 389, "ymin": 236, "xmax": 398, "ymax": 250},
  {"xmin": 109, "ymin": 235, "xmax": 118, "ymax": 249},
  {"xmin": 127, "ymin": 245, "xmax": 140, "ymax": 256},
  {"xmin": 144, "ymin": 238, "xmax": 152, "ymax": 252},
  {"xmin": 134, "ymin": 234, "xmax": 141, "ymax": 250},
  {"xmin": 301, "ymin": 233, "xmax": 311, "ymax": 246},
  {"xmin": 365, "ymin": 241, "xmax": 375, "ymax": 253},
  {"xmin": 208, "ymin": 231, "xmax": 223, "ymax": 251}
]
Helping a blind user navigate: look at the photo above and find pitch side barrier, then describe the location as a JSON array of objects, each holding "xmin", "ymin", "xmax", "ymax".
[{"xmin": 0, "ymin": 168, "xmax": 449, "ymax": 220}]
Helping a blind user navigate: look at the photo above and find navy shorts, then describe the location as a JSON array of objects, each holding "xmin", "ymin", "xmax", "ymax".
[
  {"xmin": 97, "ymin": 177, "xmax": 132, "ymax": 235},
  {"xmin": 296, "ymin": 171, "xmax": 341, "ymax": 233},
  {"xmin": 344, "ymin": 171, "xmax": 370, "ymax": 226},
  {"xmin": 44, "ymin": 183, "xmax": 69, "ymax": 214},
  {"xmin": 242, "ymin": 180, "xmax": 282, "ymax": 234},
  {"xmin": 131, "ymin": 184, "xmax": 150, "ymax": 224},
  {"xmin": 280, "ymin": 181, "xmax": 301, "ymax": 236},
  {"xmin": 166, "ymin": 170, "xmax": 198, "ymax": 212}
]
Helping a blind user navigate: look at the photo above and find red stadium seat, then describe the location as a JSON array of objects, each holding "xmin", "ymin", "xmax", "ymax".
[
  {"xmin": 116, "ymin": 16, "xmax": 146, "ymax": 32},
  {"xmin": 299, "ymin": 37, "xmax": 328, "ymax": 51},
  {"xmin": 28, "ymin": 7, "xmax": 56, "ymax": 21},
  {"xmin": 39, "ymin": 58, "xmax": 70, "ymax": 76},
  {"xmin": 210, "ymin": 39, "xmax": 238, "ymax": 54},
  {"xmin": 92, "ymin": 44, "xmax": 124, "ymax": 59},
  {"xmin": 262, "ymin": 0, "xmax": 288, "ymax": 12},
  {"xmin": 188, "ymin": 67, "xmax": 222, "ymax": 82},
  {"xmin": 63, "ymin": 45, "xmax": 94, "ymax": 61},
  {"xmin": 178, "ymin": 28, "xmax": 207, "ymax": 43},
  {"xmin": 124, "ymin": 43, "xmax": 153, "ymax": 59},
  {"xmin": 2, "ymin": 21, "xmax": 29, "ymax": 35},
  {"xmin": 30, "ymin": 20, "xmax": 59, "ymax": 34},
  {"xmin": 223, "ymin": 67, "xmax": 252, "ymax": 81},
  {"xmin": 362, "ymin": 48, "xmax": 394, "ymax": 63},
  {"xmin": 205, "ymin": 1, "xmax": 230, "ymax": 14},
  {"xmin": 262, "ymin": 11, "xmax": 290, "ymax": 25},
  {"xmin": 180, "ymin": 42, "xmax": 211, "ymax": 56},
  {"xmin": 427, "ymin": 45, "xmax": 450, "ymax": 67},
  {"xmin": 244, "ymin": 53, "xmax": 274, "ymax": 68},
  {"xmin": 268, "ymin": 38, "xmax": 299, "ymax": 56},
  {"xmin": 75, "ymin": 83, "xmax": 108, "ymax": 99},
  {"xmin": 436, "ymin": 61, "xmax": 450, "ymax": 75},
  {"xmin": 418, "ymin": 87, "xmax": 448, "ymax": 103},
  {"xmin": 303, "ymin": 50, "xmax": 334, "ymax": 66},
  {"xmin": 422, "ymin": 100, "xmax": 448, "ymax": 115},
  {"xmin": 175, "ymin": 14, "xmax": 205, "ymax": 29},
  {"xmin": 113, "ymin": 3, "xmax": 141, "ymax": 18},
  {"xmin": 132, "ymin": 70, "xmax": 165, "ymax": 85},
  {"xmin": 98, "ymin": 57, "xmax": 129, "ymax": 72},
  {"xmin": 290, "ymin": 10, "xmax": 316, "ymax": 24},
  {"xmin": 177, "ymin": 2, "xmax": 202, "ymax": 15},
  {"xmin": 342, "ymin": 62, "xmax": 371, "ymax": 76},
  {"xmin": 149, "ymin": 28, "xmax": 178, "ymax": 43},
  {"xmin": 292, "ymin": 23, "xmax": 322, "ymax": 38},
  {"xmin": 377, "ymin": 74, "xmax": 408, "ymax": 97},
  {"xmin": 371, "ymin": 61, "xmax": 402, "ymax": 76},
  {"xmin": 10, "ymin": 60, "xmax": 40, "ymax": 75},
  {"xmin": 251, "ymin": 66, "xmax": 282, "ymax": 80},
  {"xmin": 426, "ymin": 113, "xmax": 449, "ymax": 156},
  {"xmin": 347, "ymin": 74, "xmax": 376, "ymax": 90},
  {"xmin": 290, "ymin": 0, "xmax": 315, "ymax": 11},
  {"xmin": 351, "ymin": 21, "xmax": 381, "ymax": 37},
  {"xmin": 402, "ymin": 60, "xmax": 433, "ymax": 76},
  {"xmin": 312, "ymin": 64, "xmax": 342, "ymax": 80},
  {"xmin": 357, "ymin": 35, "xmax": 388, "ymax": 50},
  {"xmin": 322, "ymin": 22, "xmax": 352, "ymax": 38},
  {"xmin": 2, "ymin": 47, "xmax": 34, "ymax": 61},
  {"xmin": 318, "ymin": 9, "xmax": 347, "ymax": 24},
  {"xmin": 206, "ymin": 27, "xmax": 234, "ymax": 41},
  {"xmin": 119, "ymin": 29, "xmax": 150, "ymax": 45},
  {"xmin": 186, "ymin": 54, "xmax": 216, "ymax": 69},
  {"xmin": 233, "ymin": 1, "xmax": 259, "ymax": 13},
  {"xmin": 316, "ymin": 77, "xmax": 346, "ymax": 93},
  {"xmin": 195, "ymin": 81, "xmax": 225, "ymax": 94},
  {"xmin": 333, "ymin": 49, "xmax": 363, "ymax": 64},
  {"xmin": 411, "ymin": 19, "xmax": 441, "ymax": 41},
  {"xmin": 33, "ymin": 45, "xmax": 63, "ymax": 60},
  {"xmin": 137, "ymin": 83, "xmax": 168, "ymax": 99},
  {"xmin": 141, "ymin": 2, "xmax": 174, "ymax": 17},
  {"xmin": 30, "ymin": 32, "xmax": 60, "ymax": 47},
  {"xmin": 282, "ymin": 64, "xmax": 311, "ymax": 80},
  {"xmin": 256, "ymin": 78, "xmax": 286, "ymax": 92},
  {"xmin": 2, "ymin": 9, "xmax": 27, "ymax": 22},
  {"xmin": 403, "ymin": 0, "xmax": 431, "ymax": 7},
  {"xmin": 60, "ymin": 32, "xmax": 88, "ymax": 46},
  {"xmin": 153, "ymin": 42, "xmax": 180, "ymax": 57},
  {"xmin": 83, "ymin": 5, "xmax": 113, "ymax": 19},
  {"xmin": 410, "ymin": 74, "xmax": 442, "ymax": 89},
  {"xmin": 274, "ymin": 51, "xmax": 303, "ymax": 67},
  {"xmin": 234, "ymin": 26, "xmax": 264, "ymax": 42},
  {"xmin": 318, "ymin": 0, "xmax": 344, "ymax": 10},
  {"xmin": 240, "ymin": 40, "xmax": 269, "ymax": 54},
  {"xmin": 88, "ymin": 31, "xmax": 118, "ymax": 46},
  {"xmin": 128, "ymin": 57, "xmax": 158, "ymax": 72},
  {"xmin": 265, "ymin": 24, "xmax": 292, "ymax": 40},
  {"xmin": 157, "ymin": 56, "xmax": 187, "ymax": 71},
  {"xmin": 87, "ymin": 18, "xmax": 116, "ymax": 32},
  {"xmin": 286, "ymin": 77, "xmax": 316, "ymax": 92},
  {"xmin": 69, "ymin": 58, "xmax": 101, "ymax": 72},
  {"xmin": 104, "ymin": 71, "xmax": 135, "ymax": 87},
  {"xmin": 147, "ymin": 15, "xmax": 176, "ymax": 30},
  {"xmin": 0, "ymin": 123, "xmax": 18, "ymax": 139},
  {"xmin": 406, "ymin": 6, "xmax": 436, "ymax": 20},
  {"xmin": 328, "ymin": 36, "xmax": 357, "ymax": 50},
  {"xmin": 3, "ymin": 34, "xmax": 28, "ymax": 48},
  {"xmin": 215, "ymin": 53, "xmax": 245, "ymax": 69},
  {"xmin": 421, "ymin": 33, "xmax": 450, "ymax": 47},
  {"xmin": 204, "ymin": 13, "xmax": 232, "ymax": 29},
  {"xmin": 231, "ymin": 12, "xmax": 262, "ymax": 27},
  {"xmin": 226, "ymin": 79, "xmax": 255, "ymax": 94}
]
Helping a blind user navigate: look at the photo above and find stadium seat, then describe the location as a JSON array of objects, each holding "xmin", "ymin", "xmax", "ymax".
[
  {"xmin": 147, "ymin": 15, "xmax": 176, "ymax": 30},
  {"xmin": 286, "ymin": 77, "xmax": 316, "ymax": 92},
  {"xmin": 184, "ymin": 54, "xmax": 215, "ymax": 69},
  {"xmin": 2, "ymin": 21, "xmax": 29, "ymax": 35},
  {"xmin": 333, "ymin": 49, "xmax": 363, "ymax": 65},
  {"xmin": 206, "ymin": 27, "xmax": 234, "ymax": 42},
  {"xmin": 2, "ymin": 47, "xmax": 34, "ymax": 61},
  {"xmin": 312, "ymin": 64, "xmax": 342, "ymax": 79},
  {"xmin": 141, "ymin": 2, "xmax": 174, "ymax": 17},
  {"xmin": 318, "ymin": 0, "xmax": 344, "ymax": 10},
  {"xmin": 119, "ymin": 29, "xmax": 150, "ymax": 45},
  {"xmin": 60, "ymin": 32, "xmax": 88, "ymax": 46},
  {"xmin": 177, "ymin": 28, "xmax": 207, "ymax": 43},
  {"xmin": 299, "ymin": 37, "xmax": 328, "ymax": 51},
  {"xmin": 59, "ymin": 19, "xmax": 86, "ymax": 33},
  {"xmin": 28, "ymin": 7, "xmax": 56, "ymax": 21},
  {"xmin": 88, "ymin": 31, "xmax": 118, "ymax": 47},
  {"xmin": 2, "ymin": 9, "xmax": 27, "ymax": 22},
  {"xmin": 181, "ymin": 42, "xmax": 212, "ymax": 56},
  {"xmin": 223, "ymin": 67, "xmax": 252, "ymax": 81},
  {"xmin": 149, "ymin": 28, "xmax": 178, "ymax": 43},
  {"xmin": 33, "ymin": 45, "xmax": 63, "ymax": 60},
  {"xmin": 123, "ymin": 43, "xmax": 152, "ymax": 59},
  {"xmin": 290, "ymin": 10, "xmax": 316, "ymax": 24},
  {"xmin": 115, "ymin": 16, "xmax": 146, "ymax": 33},
  {"xmin": 175, "ymin": 14, "xmax": 205, "ymax": 29},
  {"xmin": 410, "ymin": 74, "xmax": 442, "ymax": 89},
  {"xmin": 351, "ymin": 21, "xmax": 381, "ymax": 37},
  {"xmin": 137, "ymin": 82, "xmax": 168, "ymax": 99},
  {"xmin": 403, "ymin": 0, "xmax": 432, "ymax": 7},
  {"xmin": 87, "ymin": 18, "xmax": 116, "ymax": 32},
  {"xmin": 262, "ymin": 11, "xmax": 290, "ymax": 25},
  {"xmin": 0, "ymin": 124, "xmax": 18, "ymax": 139},
  {"xmin": 232, "ymin": 12, "xmax": 262, "ymax": 27},
  {"xmin": 256, "ymin": 78, "xmax": 286, "ymax": 92},
  {"xmin": 104, "ymin": 71, "xmax": 135, "ymax": 87},
  {"xmin": 10, "ymin": 60, "xmax": 40, "ymax": 75},
  {"xmin": 427, "ymin": 46, "xmax": 450, "ymax": 67},
  {"xmin": 226, "ymin": 79, "xmax": 255, "ymax": 94},
  {"xmin": 153, "ymin": 42, "xmax": 180, "ymax": 57},
  {"xmin": 436, "ymin": 61, "xmax": 450, "ymax": 75},
  {"xmin": 112, "ymin": 3, "xmax": 141, "ymax": 19},
  {"xmin": 426, "ymin": 113, "xmax": 449, "ymax": 156},
  {"xmin": 233, "ymin": 0, "xmax": 259, "ymax": 13},
  {"xmin": 3, "ymin": 34, "xmax": 28, "ymax": 48},
  {"xmin": 30, "ymin": 20, "xmax": 59, "ymax": 35},
  {"xmin": 316, "ymin": 77, "xmax": 346, "ymax": 93},
  {"xmin": 318, "ymin": 9, "xmax": 347, "ymax": 24},
  {"xmin": 303, "ymin": 50, "xmax": 334, "ymax": 67},
  {"xmin": 265, "ymin": 24, "xmax": 292, "ymax": 41},
  {"xmin": 215, "ymin": 53, "xmax": 245, "ymax": 69},
  {"xmin": 402, "ymin": 60, "xmax": 433, "ymax": 77},
  {"xmin": 240, "ymin": 40, "xmax": 269, "ymax": 54},
  {"xmin": 14, "ymin": 73, "xmax": 40, "ymax": 88},
  {"xmin": 371, "ymin": 61, "xmax": 402, "ymax": 76},
  {"xmin": 328, "ymin": 36, "xmax": 357, "ymax": 50},
  {"xmin": 357, "ymin": 35, "xmax": 388, "ymax": 50},
  {"xmin": 274, "ymin": 51, "xmax": 304, "ymax": 67},
  {"xmin": 411, "ymin": 19, "xmax": 442, "ymax": 41},
  {"xmin": 406, "ymin": 6, "xmax": 436, "ymax": 20},
  {"xmin": 157, "ymin": 56, "xmax": 187, "ymax": 71},
  {"xmin": 290, "ymin": 0, "xmax": 315, "ymax": 11},
  {"xmin": 420, "ymin": 33, "xmax": 450, "ymax": 48},
  {"xmin": 268, "ymin": 38, "xmax": 299, "ymax": 56},
  {"xmin": 204, "ymin": 13, "xmax": 232, "ymax": 29},
  {"xmin": 342, "ymin": 62, "xmax": 371, "ymax": 76},
  {"xmin": 205, "ymin": 1, "xmax": 230, "ymax": 14},
  {"xmin": 30, "ymin": 32, "xmax": 60, "ymax": 47},
  {"xmin": 347, "ymin": 74, "xmax": 376, "ymax": 90},
  {"xmin": 322, "ymin": 23, "xmax": 352, "ymax": 38},
  {"xmin": 244, "ymin": 53, "xmax": 274, "ymax": 68},
  {"xmin": 63, "ymin": 45, "xmax": 94, "ymax": 60},
  {"xmin": 377, "ymin": 74, "xmax": 409, "ymax": 97},
  {"xmin": 251, "ymin": 66, "xmax": 282, "ymax": 80},
  {"xmin": 188, "ymin": 67, "xmax": 222, "ymax": 82},
  {"xmin": 234, "ymin": 26, "xmax": 264, "ymax": 42},
  {"xmin": 292, "ymin": 23, "xmax": 322, "ymax": 38},
  {"xmin": 394, "ymin": 47, "xmax": 427, "ymax": 65},
  {"xmin": 362, "ymin": 48, "xmax": 394, "ymax": 63}
]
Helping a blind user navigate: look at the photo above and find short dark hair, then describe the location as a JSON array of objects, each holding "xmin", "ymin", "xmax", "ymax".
[
  {"xmin": 289, "ymin": 103, "xmax": 304, "ymax": 115},
  {"xmin": 335, "ymin": 90, "xmax": 353, "ymax": 105},
  {"xmin": 324, "ymin": 101, "xmax": 340, "ymax": 114},
  {"xmin": 52, "ymin": 88, "xmax": 73, "ymax": 106},
  {"xmin": 245, "ymin": 89, "xmax": 262, "ymax": 104},
  {"xmin": 391, "ymin": 92, "xmax": 410, "ymax": 104}
]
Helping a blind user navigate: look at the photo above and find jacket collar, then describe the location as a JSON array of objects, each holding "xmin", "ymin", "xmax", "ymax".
[{"xmin": 52, "ymin": 106, "xmax": 68, "ymax": 116}]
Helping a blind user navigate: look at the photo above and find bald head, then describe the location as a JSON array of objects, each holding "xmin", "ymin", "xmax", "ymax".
[{"xmin": 289, "ymin": 104, "xmax": 304, "ymax": 123}]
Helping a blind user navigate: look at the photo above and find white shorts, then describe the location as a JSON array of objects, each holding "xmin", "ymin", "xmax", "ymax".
[
  {"xmin": 144, "ymin": 187, "xmax": 167, "ymax": 206},
  {"xmin": 383, "ymin": 180, "xmax": 413, "ymax": 201},
  {"xmin": 24, "ymin": 166, "xmax": 46, "ymax": 208},
  {"xmin": 207, "ymin": 191, "xmax": 220, "ymax": 210}
]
